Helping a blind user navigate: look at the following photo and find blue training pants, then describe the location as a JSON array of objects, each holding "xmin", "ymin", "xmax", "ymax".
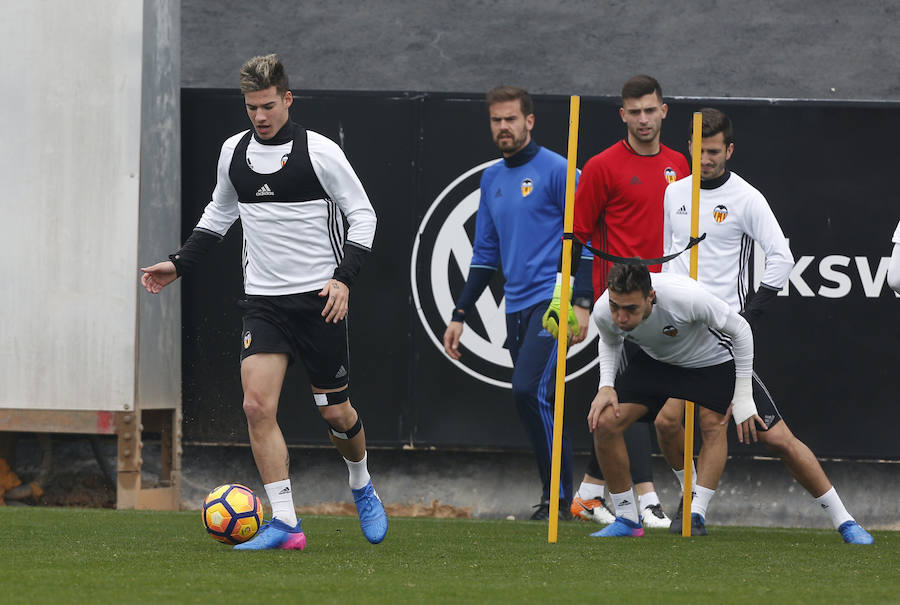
[{"xmin": 506, "ymin": 299, "xmax": 574, "ymax": 503}]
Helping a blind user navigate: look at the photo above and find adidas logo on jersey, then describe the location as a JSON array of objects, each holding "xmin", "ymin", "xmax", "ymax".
[
  {"xmin": 256, "ymin": 183, "xmax": 275, "ymax": 196},
  {"xmin": 630, "ymin": 175, "xmax": 642, "ymax": 185},
  {"xmin": 676, "ymin": 205, "xmax": 688, "ymax": 215}
]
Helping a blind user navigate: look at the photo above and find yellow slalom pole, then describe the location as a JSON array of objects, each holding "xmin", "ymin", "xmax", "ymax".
[
  {"xmin": 548, "ymin": 95, "xmax": 580, "ymax": 543},
  {"xmin": 682, "ymin": 111, "xmax": 703, "ymax": 537}
]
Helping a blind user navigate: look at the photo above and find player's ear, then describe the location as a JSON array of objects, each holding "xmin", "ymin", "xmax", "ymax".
[
  {"xmin": 660, "ymin": 103, "xmax": 668, "ymax": 119},
  {"xmin": 283, "ymin": 90, "xmax": 293, "ymax": 107},
  {"xmin": 619, "ymin": 107, "xmax": 626, "ymax": 123}
]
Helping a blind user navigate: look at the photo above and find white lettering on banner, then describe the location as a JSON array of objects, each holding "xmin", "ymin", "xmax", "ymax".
[
  {"xmin": 753, "ymin": 240, "xmax": 898, "ymax": 298},
  {"xmin": 818, "ymin": 255, "xmax": 852, "ymax": 298}
]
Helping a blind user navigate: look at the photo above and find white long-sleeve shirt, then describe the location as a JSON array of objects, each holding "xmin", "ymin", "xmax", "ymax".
[
  {"xmin": 662, "ymin": 171, "xmax": 793, "ymax": 310},
  {"xmin": 592, "ymin": 273, "xmax": 753, "ymax": 388},
  {"xmin": 195, "ymin": 124, "xmax": 376, "ymax": 295}
]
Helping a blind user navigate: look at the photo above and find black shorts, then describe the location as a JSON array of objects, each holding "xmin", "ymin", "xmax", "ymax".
[
  {"xmin": 615, "ymin": 349, "xmax": 783, "ymax": 429},
  {"xmin": 238, "ymin": 292, "xmax": 350, "ymax": 390}
]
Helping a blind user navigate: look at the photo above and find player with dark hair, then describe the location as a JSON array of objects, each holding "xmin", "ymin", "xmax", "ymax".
[
  {"xmin": 443, "ymin": 85, "xmax": 587, "ymax": 520},
  {"xmin": 140, "ymin": 53, "xmax": 388, "ymax": 549},
  {"xmin": 587, "ymin": 263, "xmax": 762, "ymax": 537},
  {"xmin": 550, "ymin": 75, "xmax": 689, "ymax": 527},
  {"xmin": 654, "ymin": 107, "xmax": 873, "ymax": 544}
]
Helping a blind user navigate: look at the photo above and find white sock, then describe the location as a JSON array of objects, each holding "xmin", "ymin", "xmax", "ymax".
[
  {"xmin": 579, "ymin": 481, "xmax": 606, "ymax": 501},
  {"xmin": 345, "ymin": 452, "xmax": 371, "ymax": 490},
  {"xmin": 690, "ymin": 484, "xmax": 716, "ymax": 519},
  {"xmin": 264, "ymin": 479, "xmax": 298, "ymax": 526},
  {"xmin": 639, "ymin": 491, "xmax": 660, "ymax": 510},
  {"xmin": 610, "ymin": 488, "xmax": 640, "ymax": 524},
  {"xmin": 672, "ymin": 461, "xmax": 698, "ymax": 492},
  {"xmin": 814, "ymin": 487, "xmax": 854, "ymax": 529}
]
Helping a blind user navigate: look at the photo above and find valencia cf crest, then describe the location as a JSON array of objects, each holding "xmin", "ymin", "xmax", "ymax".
[
  {"xmin": 243, "ymin": 330, "xmax": 252, "ymax": 349},
  {"xmin": 281, "ymin": 154, "xmax": 290, "ymax": 167},
  {"xmin": 662, "ymin": 325, "xmax": 678, "ymax": 337},
  {"xmin": 664, "ymin": 167, "xmax": 677, "ymax": 184},
  {"xmin": 713, "ymin": 205, "xmax": 728, "ymax": 223},
  {"xmin": 521, "ymin": 177, "xmax": 534, "ymax": 197}
]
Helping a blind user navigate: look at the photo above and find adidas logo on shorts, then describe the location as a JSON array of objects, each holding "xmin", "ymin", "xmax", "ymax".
[{"xmin": 335, "ymin": 365, "xmax": 348, "ymax": 379}]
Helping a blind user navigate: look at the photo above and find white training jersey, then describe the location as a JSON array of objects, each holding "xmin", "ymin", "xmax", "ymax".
[
  {"xmin": 662, "ymin": 171, "xmax": 793, "ymax": 310},
  {"xmin": 195, "ymin": 126, "xmax": 376, "ymax": 295},
  {"xmin": 592, "ymin": 273, "xmax": 752, "ymax": 388}
]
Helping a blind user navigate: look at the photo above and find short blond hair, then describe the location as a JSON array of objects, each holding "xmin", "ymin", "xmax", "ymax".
[{"xmin": 239, "ymin": 54, "xmax": 290, "ymax": 95}]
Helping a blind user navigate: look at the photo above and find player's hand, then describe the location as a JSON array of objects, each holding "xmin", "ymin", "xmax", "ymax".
[
  {"xmin": 572, "ymin": 305, "xmax": 590, "ymax": 344},
  {"xmin": 319, "ymin": 279, "xmax": 349, "ymax": 323},
  {"xmin": 140, "ymin": 261, "xmax": 178, "ymax": 294},
  {"xmin": 588, "ymin": 386, "xmax": 619, "ymax": 431},
  {"xmin": 542, "ymin": 283, "xmax": 579, "ymax": 341},
  {"xmin": 723, "ymin": 403, "xmax": 766, "ymax": 444},
  {"xmin": 443, "ymin": 321, "xmax": 464, "ymax": 360}
]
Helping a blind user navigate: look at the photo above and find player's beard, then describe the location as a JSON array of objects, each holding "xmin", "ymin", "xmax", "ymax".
[{"xmin": 494, "ymin": 128, "xmax": 528, "ymax": 154}]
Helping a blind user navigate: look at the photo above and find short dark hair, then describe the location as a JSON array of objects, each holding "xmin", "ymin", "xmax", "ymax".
[
  {"xmin": 486, "ymin": 85, "xmax": 534, "ymax": 116},
  {"xmin": 239, "ymin": 54, "xmax": 290, "ymax": 95},
  {"xmin": 621, "ymin": 75, "xmax": 663, "ymax": 102},
  {"xmin": 691, "ymin": 107, "xmax": 734, "ymax": 146},
  {"xmin": 607, "ymin": 263, "xmax": 653, "ymax": 297}
]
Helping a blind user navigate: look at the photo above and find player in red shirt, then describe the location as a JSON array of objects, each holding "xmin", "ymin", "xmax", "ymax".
[{"xmin": 569, "ymin": 76, "xmax": 689, "ymax": 528}]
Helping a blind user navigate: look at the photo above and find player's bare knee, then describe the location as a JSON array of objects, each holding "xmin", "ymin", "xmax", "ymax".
[
  {"xmin": 594, "ymin": 415, "xmax": 625, "ymax": 441},
  {"xmin": 319, "ymin": 404, "xmax": 356, "ymax": 428},
  {"xmin": 654, "ymin": 413, "xmax": 680, "ymax": 439},
  {"xmin": 242, "ymin": 395, "xmax": 274, "ymax": 426},
  {"xmin": 700, "ymin": 421, "xmax": 727, "ymax": 443},
  {"xmin": 759, "ymin": 427, "xmax": 794, "ymax": 456}
]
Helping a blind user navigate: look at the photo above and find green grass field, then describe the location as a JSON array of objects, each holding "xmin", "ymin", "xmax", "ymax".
[{"xmin": 1, "ymin": 508, "xmax": 896, "ymax": 604}]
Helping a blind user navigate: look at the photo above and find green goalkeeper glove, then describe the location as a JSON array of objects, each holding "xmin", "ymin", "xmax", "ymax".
[{"xmin": 542, "ymin": 280, "xmax": 579, "ymax": 340}]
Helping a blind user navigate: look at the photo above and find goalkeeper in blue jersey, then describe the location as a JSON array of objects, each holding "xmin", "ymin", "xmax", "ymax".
[{"xmin": 442, "ymin": 86, "xmax": 590, "ymax": 520}]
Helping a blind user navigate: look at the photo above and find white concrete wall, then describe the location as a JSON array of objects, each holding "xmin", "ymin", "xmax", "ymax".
[{"xmin": 0, "ymin": 1, "xmax": 145, "ymax": 410}]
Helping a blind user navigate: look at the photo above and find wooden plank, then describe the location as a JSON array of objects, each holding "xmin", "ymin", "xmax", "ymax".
[{"xmin": 0, "ymin": 409, "xmax": 118, "ymax": 434}]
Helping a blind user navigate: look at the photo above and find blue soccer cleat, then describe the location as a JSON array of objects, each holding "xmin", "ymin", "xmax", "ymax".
[
  {"xmin": 352, "ymin": 480, "xmax": 388, "ymax": 544},
  {"xmin": 689, "ymin": 513, "xmax": 709, "ymax": 536},
  {"xmin": 233, "ymin": 518, "xmax": 306, "ymax": 551},
  {"xmin": 590, "ymin": 516, "xmax": 644, "ymax": 538},
  {"xmin": 838, "ymin": 520, "xmax": 874, "ymax": 545}
]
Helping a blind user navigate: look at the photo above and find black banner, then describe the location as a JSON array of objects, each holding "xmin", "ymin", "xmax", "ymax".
[{"xmin": 181, "ymin": 89, "xmax": 899, "ymax": 458}]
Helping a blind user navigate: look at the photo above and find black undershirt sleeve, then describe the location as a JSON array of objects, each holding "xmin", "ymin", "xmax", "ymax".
[
  {"xmin": 741, "ymin": 283, "xmax": 780, "ymax": 328},
  {"xmin": 451, "ymin": 266, "xmax": 495, "ymax": 322},
  {"xmin": 168, "ymin": 229, "xmax": 223, "ymax": 277},
  {"xmin": 331, "ymin": 241, "xmax": 371, "ymax": 288}
]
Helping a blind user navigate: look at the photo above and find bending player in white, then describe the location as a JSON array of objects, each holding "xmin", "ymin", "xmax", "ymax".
[
  {"xmin": 888, "ymin": 219, "xmax": 900, "ymax": 294},
  {"xmin": 654, "ymin": 108, "xmax": 873, "ymax": 544},
  {"xmin": 587, "ymin": 263, "xmax": 762, "ymax": 537}
]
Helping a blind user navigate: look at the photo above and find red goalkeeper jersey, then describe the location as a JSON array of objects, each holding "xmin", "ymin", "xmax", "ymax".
[{"xmin": 574, "ymin": 139, "xmax": 689, "ymax": 299}]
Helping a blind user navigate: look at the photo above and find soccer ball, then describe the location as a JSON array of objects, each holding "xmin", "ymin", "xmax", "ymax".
[{"xmin": 202, "ymin": 484, "xmax": 263, "ymax": 544}]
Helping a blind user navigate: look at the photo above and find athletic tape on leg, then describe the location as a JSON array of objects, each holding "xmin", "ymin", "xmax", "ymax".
[
  {"xmin": 313, "ymin": 386, "xmax": 350, "ymax": 407},
  {"xmin": 329, "ymin": 417, "xmax": 362, "ymax": 440}
]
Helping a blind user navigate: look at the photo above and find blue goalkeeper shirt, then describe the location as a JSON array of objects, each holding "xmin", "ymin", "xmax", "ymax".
[{"xmin": 469, "ymin": 140, "xmax": 574, "ymax": 313}]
